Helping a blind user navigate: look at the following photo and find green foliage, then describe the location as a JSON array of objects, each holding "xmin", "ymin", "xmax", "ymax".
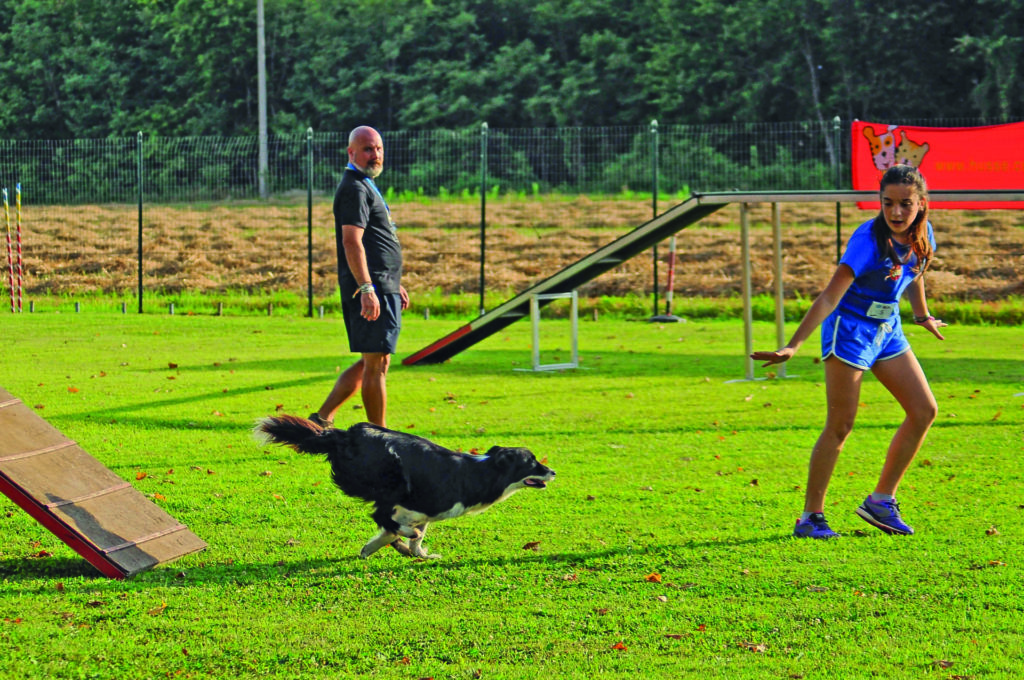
[
  {"xmin": 1, "ymin": 0, "xmax": 1021, "ymax": 140},
  {"xmin": 0, "ymin": 314, "xmax": 1022, "ymax": 678}
]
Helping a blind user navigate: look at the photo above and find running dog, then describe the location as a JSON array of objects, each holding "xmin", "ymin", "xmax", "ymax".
[{"xmin": 254, "ymin": 415, "xmax": 555, "ymax": 559}]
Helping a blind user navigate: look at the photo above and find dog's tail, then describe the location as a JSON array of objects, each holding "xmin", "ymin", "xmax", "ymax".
[{"xmin": 253, "ymin": 415, "xmax": 345, "ymax": 456}]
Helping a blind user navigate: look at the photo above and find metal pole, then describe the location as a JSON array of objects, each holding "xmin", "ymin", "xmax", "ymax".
[
  {"xmin": 741, "ymin": 203, "xmax": 754, "ymax": 380},
  {"xmin": 479, "ymin": 122, "xmax": 488, "ymax": 316},
  {"xmin": 772, "ymin": 203, "xmax": 786, "ymax": 378},
  {"xmin": 651, "ymin": 119, "xmax": 659, "ymax": 315},
  {"xmin": 834, "ymin": 115, "xmax": 842, "ymax": 264},
  {"xmin": 137, "ymin": 131, "xmax": 144, "ymax": 314},
  {"xmin": 257, "ymin": 0, "xmax": 269, "ymax": 199},
  {"xmin": 649, "ymin": 120, "xmax": 681, "ymax": 323},
  {"xmin": 306, "ymin": 127, "xmax": 314, "ymax": 318}
]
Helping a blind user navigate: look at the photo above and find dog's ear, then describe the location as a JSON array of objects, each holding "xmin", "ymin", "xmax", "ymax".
[
  {"xmin": 483, "ymin": 446, "xmax": 514, "ymax": 469},
  {"xmin": 485, "ymin": 446, "xmax": 535, "ymax": 469}
]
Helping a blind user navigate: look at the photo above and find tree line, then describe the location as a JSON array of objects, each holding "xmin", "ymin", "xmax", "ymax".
[{"xmin": 0, "ymin": 0, "xmax": 1020, "ymax": 140}]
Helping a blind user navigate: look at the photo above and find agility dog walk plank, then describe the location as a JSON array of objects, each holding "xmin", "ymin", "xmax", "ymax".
[
  {"xmin": 402, "ymin": 193, "xmax": 726, "ymax": 365},
  {"xmin": 403, "ymin": 189, "xmax": 1024, "ymax": 366},
  {"xmin": 0, "ymin": 386, "xmax": 206, "ymax": 579}
]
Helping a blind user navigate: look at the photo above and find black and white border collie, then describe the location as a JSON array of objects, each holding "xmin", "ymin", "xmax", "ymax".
[{"xmin": 254, "ymin": 415, "xmax": 555, "ymax": 559}]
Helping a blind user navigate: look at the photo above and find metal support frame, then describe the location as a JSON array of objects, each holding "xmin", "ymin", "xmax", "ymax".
[{"xmin": 518, "ymin": 291, "xmax": 579, "ymax": 372}]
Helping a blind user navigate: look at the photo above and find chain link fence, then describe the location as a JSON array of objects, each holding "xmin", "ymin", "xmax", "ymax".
[{"xmin": 0, "ymin": 118, "xmax": 1003, "ymax": 311}]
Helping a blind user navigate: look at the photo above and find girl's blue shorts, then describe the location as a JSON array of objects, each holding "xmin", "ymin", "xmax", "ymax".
[{"xmin": 821, "ymin": 311, "xmax": 910, "ymax": 370}]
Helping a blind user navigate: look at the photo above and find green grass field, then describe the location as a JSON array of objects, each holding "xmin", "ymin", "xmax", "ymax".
[{"xmin": 1, "ymin": 309, "xmax": 1021, "ymax": 679}]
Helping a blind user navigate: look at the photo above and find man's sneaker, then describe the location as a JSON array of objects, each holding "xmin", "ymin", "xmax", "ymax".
[
  {"xmin": 793, "ymin": 513, "xmax": 840, "ymax": 539},
  {"xmin": 308, "ymin": 412, "xmax": 334, "ymax": 429},
  {"xmin": 855, "ymin": 496, "xmax": 914, "ymax": 535}
]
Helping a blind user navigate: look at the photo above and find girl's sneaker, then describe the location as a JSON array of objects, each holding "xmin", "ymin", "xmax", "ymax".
[
  {"xmin": 855, "ymin": 496, "xmax": 914, "ymax": 535},
  {"xmin": 793, "ymin": 513, "xmax": 840, "ymax": 539}
]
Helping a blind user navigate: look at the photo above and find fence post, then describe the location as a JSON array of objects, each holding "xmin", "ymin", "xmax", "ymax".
[
  {"xmin": 650, "ymin": 119, "xmax": 659, "ymax": 317},
  {"xmin": 833, "ymin": 115, "xmax": 842, "ymax": 264},
  {"xmin": 137, "ymin": 131, "xmax": 144, "ymax": 314},
  {"xmin": 307, "ymin": 127, "xmax": 314, "ymax": 318},
  {"xmin": 479, "ymin": 122, "xmax": 488, "ymax": 317}
]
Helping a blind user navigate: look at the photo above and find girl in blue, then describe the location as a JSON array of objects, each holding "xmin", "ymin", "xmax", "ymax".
[{"xmin": 752, "ymin": 165, "xmax": 948, "ymax": 539}]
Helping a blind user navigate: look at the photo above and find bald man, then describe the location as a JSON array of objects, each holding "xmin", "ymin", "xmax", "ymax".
[{"xmin": 312, "ymin": 126, "xmax": 409, "ymax": 429}]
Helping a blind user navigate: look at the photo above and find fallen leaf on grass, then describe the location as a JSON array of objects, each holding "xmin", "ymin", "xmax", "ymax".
[
  {"xmin": 664, "ymin": 633, "xmax": 683, "ymax": 640},
  {"xmin": 168, "ymin": 362, "xmax": 178, "ymax": 369},
  {"xmin": 738, "ymin": 640, "xmax": 767, "ymax": 653},
  {"xmin": 522, "ymin": 541, "xmax": 541, "ymax": 551},
  {"xmin": 136, "ymin": 472, "xmax": 148, "ymax": 480},
  {"xmin": 148, "ymin": 602, "xmax": 167, "ymax": 616},
  {"xmin": 985, "ymin": 526, "xmax": 1000, "ymax": 536},
  {"xmin": 67, "ymin": 387, "xmax": 79, "ymax": 393},
  {"xmin": 931, "ymin": 660, "xmax": 954, "ymax": 669},
  {"xmin": 655, "ymin": 595, "xmax": 668, "ymax": 602},
  {"xmin": 645, "ymin": 573, "xmax": 662, "ymax": 583},
  {"xmin": 611, "ymin": 642, "xmax": 628, "ymax": 651}
]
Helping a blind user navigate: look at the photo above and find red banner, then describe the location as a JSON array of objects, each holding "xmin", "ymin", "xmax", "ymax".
[{"xmin": 851, "ymin": 120, "xmax": 1024, "ymax": 209}]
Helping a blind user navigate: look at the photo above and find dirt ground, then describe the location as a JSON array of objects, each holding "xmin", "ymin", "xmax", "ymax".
[{"xmin": 9, "ymin": 198, "xmax": 1024, "ymax": 300}]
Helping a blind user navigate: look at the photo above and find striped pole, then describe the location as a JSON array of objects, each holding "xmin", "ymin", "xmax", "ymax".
[
  {"xmin": 15, "ymin": 183, "xmax": 23, "ymax": 312},
  {"xmin": 3, "ymin": 188, "xmax": 13, "ymax": 312}
]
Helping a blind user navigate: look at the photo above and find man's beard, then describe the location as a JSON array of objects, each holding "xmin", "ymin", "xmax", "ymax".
[{"xmin": 356, "ymin": 161, "xmax": 383, "ymax": 178}]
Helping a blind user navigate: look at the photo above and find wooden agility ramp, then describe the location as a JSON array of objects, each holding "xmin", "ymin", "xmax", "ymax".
[{"xmin": 0, "ymin": 386, "xmax": 206, "ymax": 579}]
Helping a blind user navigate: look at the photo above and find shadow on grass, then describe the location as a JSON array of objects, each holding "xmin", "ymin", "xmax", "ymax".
[{"xmin": 0, "ymin": 532, "xmax": 803, "ymax": 588}]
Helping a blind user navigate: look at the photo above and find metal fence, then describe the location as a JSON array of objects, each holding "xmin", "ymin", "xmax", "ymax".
[{"xmin": 0, "ymin": 117, "xmax": 1003, "ymax": 312}]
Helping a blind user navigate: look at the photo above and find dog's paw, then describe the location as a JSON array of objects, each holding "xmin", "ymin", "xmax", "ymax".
[
  {"xmin": 397, "ymin": 525, "xmax": 422, "ymax": 539},
  {"xmin": 390, "ymin": 539, "xmax": 413, "ymax": 557},
  {"xmin": 411, "ymin": 546, "xmax": 441, "ymax": 560}
]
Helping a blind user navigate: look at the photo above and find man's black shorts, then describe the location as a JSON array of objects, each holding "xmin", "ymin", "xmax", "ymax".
[{"xmin": 342, "ymin": 292, "xmax": 402, "ymax": 354}]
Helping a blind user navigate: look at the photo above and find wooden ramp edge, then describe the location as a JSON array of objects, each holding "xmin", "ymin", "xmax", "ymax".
[{"xmin": 0, "ymin": 386, "xmax": 206, "ymax": 579}]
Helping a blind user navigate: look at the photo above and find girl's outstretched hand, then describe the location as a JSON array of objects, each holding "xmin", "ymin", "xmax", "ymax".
[
  {"xmin": 750, "ymin": 347, "xmax": 795, "ymax": 367},
  {"xmin": 916, "ymin": 316, "xmax": 947, "ymax": 340}
]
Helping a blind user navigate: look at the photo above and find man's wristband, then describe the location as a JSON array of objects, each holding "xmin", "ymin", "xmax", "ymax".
[
  {"xmin": 914, "ymin": 314, "xmax": 934, "ymax": 324},
  {"xmin": 353, "ymin": 282, "xmax": 375, "ymax": 298}
]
